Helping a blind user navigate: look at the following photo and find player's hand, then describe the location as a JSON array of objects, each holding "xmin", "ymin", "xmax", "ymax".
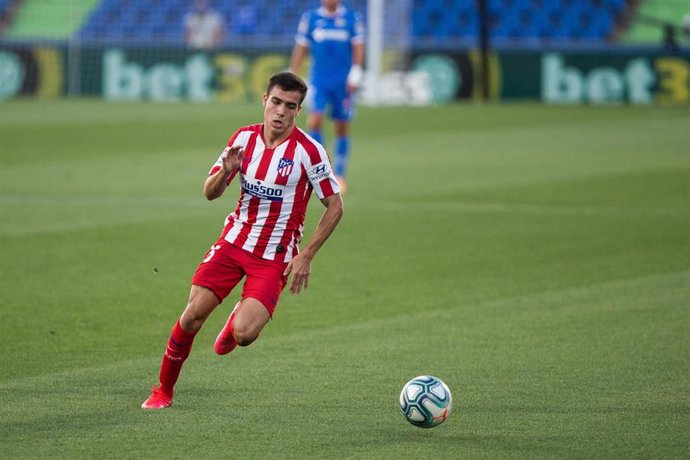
[
  {"xmin": 221, "ymin": 145, "xmax": 244, "ymax": 173},
  {"xmin": 346, "ymin": 64, "xmax": 363, "ymax": 93},
  {"xmin": 284, "ymin": 253, "xmax": 312, "ymax": 295}
]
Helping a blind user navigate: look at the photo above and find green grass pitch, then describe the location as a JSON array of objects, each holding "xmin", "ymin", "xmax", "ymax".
[{"xmin": 0, "ymin": 99, "xmax": 688, "ymax": 458}]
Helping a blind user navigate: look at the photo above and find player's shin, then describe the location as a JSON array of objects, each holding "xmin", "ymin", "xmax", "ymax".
[
  {"xmin": 159, "ymin": 319, "xmax": 198, "ymax": 396},
  {"xmin": 334, "ymin": 136, "xmax": 350, "ymax": 177}
]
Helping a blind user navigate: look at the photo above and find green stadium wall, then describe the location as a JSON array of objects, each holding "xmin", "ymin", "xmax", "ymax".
[{"xmin": 1, "ymin": 45, "xmax": 688, "ymax": 105}]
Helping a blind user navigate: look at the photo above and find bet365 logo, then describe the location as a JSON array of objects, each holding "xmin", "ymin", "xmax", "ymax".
[{"xmin": 542, "ymin": 53, "xmax": 689, "ymax": 105}]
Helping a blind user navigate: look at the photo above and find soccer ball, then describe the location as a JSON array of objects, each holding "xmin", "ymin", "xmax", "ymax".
[{"xmin": 399, "ymin": 375, "xmax": 452, "ymax": 428}]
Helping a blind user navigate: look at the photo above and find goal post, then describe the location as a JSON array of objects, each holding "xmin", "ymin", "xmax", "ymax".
[
  {"xmin": 363, "ymin": 0, "xmax": 384, "ymax": 106},
  {"xmin": 360, "ymin": 0, "xmax": 430, "ymax": 106}
]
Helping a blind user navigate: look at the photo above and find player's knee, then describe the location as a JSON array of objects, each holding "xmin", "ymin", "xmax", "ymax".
[
  {"xmin": 308, "ymin": 117, "xmax": 323, "ymax": 131},
  {"xmin": 180, "ymin": 288, "xmax": 219, "ymax": 332},
  {"xmin": 179, "ymin": 314, "xmax": 203, "ymax": 333},
  {"xmin": 232, "ymin": 324, "xmax": 260, "ymax": 346},
  {"xmin": 180, "ymin": 303, "xmax": 209, "ymax": 332}
]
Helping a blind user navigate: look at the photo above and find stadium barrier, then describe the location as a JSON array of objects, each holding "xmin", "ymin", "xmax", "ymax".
[{"xmin": 1, "ymin": 44, "xmax": 688, "ymax": 105}]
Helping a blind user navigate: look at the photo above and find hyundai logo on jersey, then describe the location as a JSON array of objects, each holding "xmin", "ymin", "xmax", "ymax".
[
  {"xmin": 241, "ymin": 177, "xmax": 284, "ymax": 201},
  {"xmin": 307, "ymin": 163, "xmax": 331, "ymax": 182}
]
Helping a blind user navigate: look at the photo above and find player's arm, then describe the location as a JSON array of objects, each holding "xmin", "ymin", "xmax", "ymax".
[
  {"xmin": 347, "ymin": 42, "xmax": 365, "ymax": 92},
  {"xmin": 290, "ymin": 12, "xmax": 310, "ymax": 75},
  {"xmin": 203, "ymin": 145, "xmax": 243, "ymax": 201},
  {"xmin": 289, "ymin": 42, "xmax": 308, "ymax": 75},
  {"xmin": 284, "ymin": 193, "xmax": 344, "ymax": 294},
  {"xmin": 352, "ymin": 41, "xmax": 365, "ymax": 68}
]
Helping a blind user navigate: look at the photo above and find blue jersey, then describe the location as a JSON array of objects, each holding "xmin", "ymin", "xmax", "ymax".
[{"xmin": 295, "ymin": 5, "xmax": 365, "ymax": 89}]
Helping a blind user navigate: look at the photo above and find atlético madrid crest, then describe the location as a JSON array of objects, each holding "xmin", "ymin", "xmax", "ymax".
[{"xmin": 277, "ymin": 157, "xmax": 294, "ymax": 177}]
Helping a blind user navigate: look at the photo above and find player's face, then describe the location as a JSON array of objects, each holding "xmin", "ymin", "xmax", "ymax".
[
  {"xmin": 262, "ymin": 87, "xmax": 302, "ymax": 141},
  {"xmin": 321, "ymin": 0, "xmax": 340, "ymax": 11}
]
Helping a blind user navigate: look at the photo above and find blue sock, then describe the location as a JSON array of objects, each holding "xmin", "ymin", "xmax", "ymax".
[
  {"xmin": 334, "ymin": 136, "xmax": 349, "ymax": 177},
  {"xmin": 309, "ymin": 130, "xmax": 322, "ymax": 145}
]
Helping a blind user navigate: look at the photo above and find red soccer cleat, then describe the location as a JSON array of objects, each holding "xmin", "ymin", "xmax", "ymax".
[
  {"xmin": 214, "ymin": 302, "xmax": 239, "ymax": 355},
  {"xmin": 141, "ymin": 385, "xmax": 172, "ymax": 410}
]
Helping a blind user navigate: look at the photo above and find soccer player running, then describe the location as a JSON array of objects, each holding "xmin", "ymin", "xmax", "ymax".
[
  {"xmin": 289, "ymin": 0, "xmax": 365, "ymax": 193},
  {"xmin": 142, "ymin": 72, "xmax": 344, "ymax": 410}
]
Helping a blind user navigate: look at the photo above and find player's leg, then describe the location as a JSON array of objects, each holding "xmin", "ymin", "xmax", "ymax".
[
  {"xmin": 142, "ymin": 285, "xmax": 220, "ymax": 409},
  {"xmin": 331, "ymin": 86, "xmax": 355, "ymax": 192},
  {"xmin": 308, "ymin": 112, "xmax": 325, "ymax": 144},
  {"xmin": 307, "ymin": 84, "xmax": 327, "ymax": 144},
  {"xmin": 229, "ymin": 298, "xmax": 271, "ymax": 346},
  {"xmin": 143, "ymin": 240, "xmax": 242, "ymax": 409},
  {"xmin": 214, "ymin": 297, "xmax": 271, "ymax": 354},
  {"xmin": 215, "ymin": 250, "xmax": 287, "ymax": 354},
  {"xmin": 333, "ymin": 119, "xmax": 350, "ymax": 183},
  {"xmin": 180, "ymin": 284, "xmax": 222, "ymax": 331},
  {"xmin": 161, "ymin": 286, "xmax": 220, "ymax": 388}
]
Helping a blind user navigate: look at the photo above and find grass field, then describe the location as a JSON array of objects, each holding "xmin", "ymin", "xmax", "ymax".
[{"xmin": 1, "ymin": 99, "xmax": 688, "ymax": 458}]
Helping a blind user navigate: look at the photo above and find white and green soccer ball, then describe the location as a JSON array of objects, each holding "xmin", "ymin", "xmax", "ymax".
[{"xmin": 399, "ymin": 375, "xmax": 452, "ymax": 428}]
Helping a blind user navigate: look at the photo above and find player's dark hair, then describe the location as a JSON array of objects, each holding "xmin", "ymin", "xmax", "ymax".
[{"xmin": 266, "ymin": 72, "xmax": 308, "ymax": 105}]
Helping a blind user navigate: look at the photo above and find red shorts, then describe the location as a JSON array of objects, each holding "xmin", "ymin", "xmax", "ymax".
[{"xmin": 191, "ymin": 239, "xmax": 288, "ymax": 316}]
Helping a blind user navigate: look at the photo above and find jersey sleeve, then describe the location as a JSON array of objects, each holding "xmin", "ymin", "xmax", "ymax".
[
  {"xmin": 294, "ymin": 11, "xmax": 311, "ymax": 46},
  {"xmin": 351, "ymin": 11, "xmax": 365, "ymax": 44},
  {"xmin": 302, "ymin": 140, "xmax": 340, "ymax": 199}
]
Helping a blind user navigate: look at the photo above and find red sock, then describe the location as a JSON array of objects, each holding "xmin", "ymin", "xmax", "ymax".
[{"xmin": 159, "ymin": 319, "xmax": 197, "ymax": 397}]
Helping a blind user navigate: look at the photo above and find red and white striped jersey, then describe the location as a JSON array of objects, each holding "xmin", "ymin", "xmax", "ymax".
[{"xmin": 208, "ymin": 124, "xmax": 340, "ymax": 262}]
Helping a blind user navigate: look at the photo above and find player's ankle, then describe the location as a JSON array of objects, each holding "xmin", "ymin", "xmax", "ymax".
[{"xmin": 160, "ymin": 385, "xmax": 174, "ymax": 398}]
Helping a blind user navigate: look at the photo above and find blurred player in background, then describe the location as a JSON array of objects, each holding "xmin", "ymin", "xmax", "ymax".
[
  {"xmin": 142, "ymin": 72, "xmax": 344, "ymax": 410},
  {"xmin": 184, "ymin": 0, "xmax": 225, "ymax": 50},
  {"xmin": 289, "ymin": 0, "xmax": 365, "ymax": 193}
]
